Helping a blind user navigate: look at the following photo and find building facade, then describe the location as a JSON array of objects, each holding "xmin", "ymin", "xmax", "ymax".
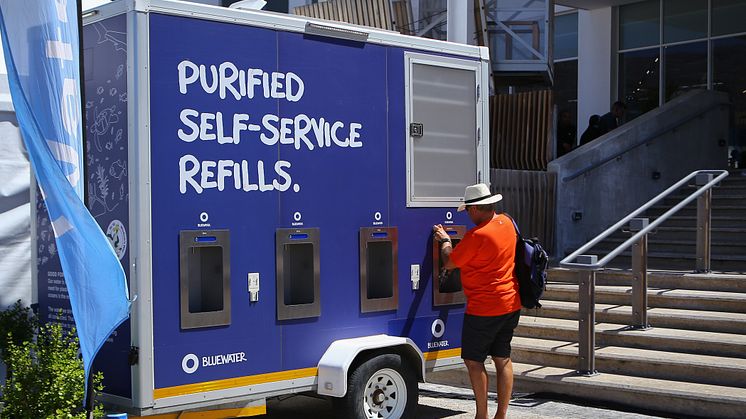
[{"xmin": 555, "ymin": 0, "xmax": 746, "ymax": 160}]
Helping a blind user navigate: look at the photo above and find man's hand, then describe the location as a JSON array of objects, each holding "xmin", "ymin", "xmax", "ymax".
[
  {"xmin": 433, "ymin": 224, "xmax": 456, "ymax": 270},
  {"xmin": 433, "ymin": 224, "xmax": 449, "ymax": 242}
]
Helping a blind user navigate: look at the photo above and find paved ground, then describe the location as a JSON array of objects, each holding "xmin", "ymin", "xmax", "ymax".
[{"xmin": 265, "ymin": 382, "xmax": 675, "ymax": 418}]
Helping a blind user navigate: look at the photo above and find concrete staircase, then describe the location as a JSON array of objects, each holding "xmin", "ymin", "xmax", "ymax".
[
  {"xmin": 592, "ymin": 171, "xmax": 746, "ymax": 272},
  {"xmin": 428, "ymin": 171, "xmax": 746, "ymax": 417},
  {"xmin": 430, "ymin": 269, "xmax": 746, "ymax": 418}
]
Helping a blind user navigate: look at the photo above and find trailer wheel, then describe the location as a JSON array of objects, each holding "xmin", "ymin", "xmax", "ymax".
[{"xmin": 335, "ymin": 353, "xmax": 418, "ymax": 419}]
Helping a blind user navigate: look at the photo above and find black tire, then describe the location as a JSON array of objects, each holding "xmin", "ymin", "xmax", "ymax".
[{"xmin": 333, "ymin": 353, "xmax": 418, "ymax": 419}]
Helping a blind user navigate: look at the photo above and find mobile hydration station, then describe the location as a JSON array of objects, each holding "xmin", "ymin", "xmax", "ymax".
[{"xmin": 45, "ymin": 0, "xmax": 490, "ymax": 416}]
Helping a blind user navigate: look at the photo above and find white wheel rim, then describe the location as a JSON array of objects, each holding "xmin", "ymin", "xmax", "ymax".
[{"xmin": 362, "ymin": 367, "xmax": 407, "ymax": 419}]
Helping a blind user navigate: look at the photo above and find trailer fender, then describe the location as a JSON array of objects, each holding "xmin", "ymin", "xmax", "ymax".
[{"xmin": 316, "ymin": 334, "xmax": 425, "ymax": 397}]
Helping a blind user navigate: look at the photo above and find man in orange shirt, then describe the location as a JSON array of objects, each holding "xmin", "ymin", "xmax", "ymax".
[{"xmin": 433, "ymin": 183, "xmax": 521, "ymax": 419}]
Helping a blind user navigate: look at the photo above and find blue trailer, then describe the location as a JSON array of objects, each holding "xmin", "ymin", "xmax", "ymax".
[{"xmin": 34, "ymin": 0, "xmax": 490, "ymax": 416}]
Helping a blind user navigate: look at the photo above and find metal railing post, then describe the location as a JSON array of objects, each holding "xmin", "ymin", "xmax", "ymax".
[
  {"xmin": 629, "ymin": 218, "xmax": 650, "ymax": 329},
  {"xmin": 576, "ymin": 255, "xmax": 598, "ymax": 376},
  {"xmin": 695, "ymin": 173, "xmax": 714, "ymax": 273}
]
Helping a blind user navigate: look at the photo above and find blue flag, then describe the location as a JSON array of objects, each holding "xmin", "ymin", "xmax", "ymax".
[{"xmin": 0, "ymin": 0, "xmax": 130, "ymax": 386}]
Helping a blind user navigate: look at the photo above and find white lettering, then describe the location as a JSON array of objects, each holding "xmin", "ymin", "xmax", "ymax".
[
  {"xmin": 260, "ymin": 114, "xmax": 279, "ymax": 145},
  {"xmin": 178, "ymin": 109, "xmax": 199, "ymax": 142},
  {"xmin": 178, "ymin": 60, "xmax": 199, "ymax": 94},
  {"xmin": 349, "ymin": 123, "xmax": 363, "ymax": 148},
  {"xmin": 179, "ymin": 154, "xmax": 202, "ymax": 194},
  {"xmin": 199, "ymin": 64, "xmax": 218, "ymax": 94},
  {"xmin": 199, "ymin": 113, "xmax": 216, "ymax": 141},
  {"xmin": 270, "ymin": 72, "xmax": 285, "ymax": 99},
  {"xmin": 217, "ymin": 160, "xmax": 233, "ymax": 191},
  {"xmin": 200, "ymin": 160, "xmax": 217, "ymax": 190},
  {"xmin": 273, "ymin": 160, "xmax": 292, "ymax": 192},
  {"xmin": 219, "ymin": 62, "xmax": 241, "ymax": 100},
  {"xmin": 285, "ymin": 72, "xmax": 304, "ymax": 102}
]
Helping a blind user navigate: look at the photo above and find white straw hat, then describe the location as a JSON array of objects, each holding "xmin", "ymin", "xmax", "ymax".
[{"xmin": 457, "ymin": 183, "xmax": 503, "ymax": 212}]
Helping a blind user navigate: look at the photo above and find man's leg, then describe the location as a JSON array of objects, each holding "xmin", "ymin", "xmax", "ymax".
[
  {"xmin": 464, "ymin": 359, "xmax": 489, "ymax": 419},
  {"xmin": 491, "ymin": 356, "xmax": 513, "ymax": 419}
]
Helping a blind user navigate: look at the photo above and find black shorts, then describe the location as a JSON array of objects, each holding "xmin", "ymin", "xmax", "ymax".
[{"xmin": 461, "ymin": 310, "xmax": 521, "ymax": 362}]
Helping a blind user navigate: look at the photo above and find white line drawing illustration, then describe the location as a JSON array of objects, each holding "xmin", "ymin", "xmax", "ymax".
[
  {"xmin": 97, "ymin": 86, "xmax": 104, "ymax": 95},
  {"xmin": 88, "ymin": 166, "xmax": 121, "ymax": 217},
  {"xmin": 110, "ymin": 87, "xmax": 117, "ymax": 96},
  {"xmin": 96, "ymin": 165, "xmax": 109, "ymax": 200},
  {"xmin": 119, "ymin": 92, "xmax": 127, "ymax": 102},
  {"xmin": 91, "ymin": 105, "xmax": 120, "ymax": 152},
  {"xmin": 114, "ymin": 128, "xmax": 123, "ymax": 144},
  {"xmin": 109, "ymin": 159, "xmax": 127, "ymax": 180},
  {"xmin": 116, "ymin": 64, "xmax": 124, "ymax": 79},
  {"xmin": 93, "ymin": 22, "xmax": 127, "ymax": 52}
]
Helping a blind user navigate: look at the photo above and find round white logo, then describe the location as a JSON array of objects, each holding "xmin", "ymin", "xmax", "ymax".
[
  {"xmin": 431, "ymin": 319, "xmax": 445, "ymax": 338},
  {"xmin": 374, "ymin": 211, "xmax": 382, "ymax": 221},
  {"xmin": 105, "ymin": 220, "xmax": 127, "ymax": 260},
  {"xmin": 199, "ymin": 212, "xmax": 209, "ymax": 223},
  {"xmin": 293, "ymin": 211, "xmax": 302, "ymax": 222},
  {"xmin": 446, "ymin": 211, "xmax": 453, "ymax": 220},
  {"xmin": 182, "ymin": 353, "xmax": 199, "ymax": 374}
]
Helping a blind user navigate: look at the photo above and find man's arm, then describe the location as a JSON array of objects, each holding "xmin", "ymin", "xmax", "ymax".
[{"xmin": 433, "ymin": 224, "xmax": 458, "ymax": 270}]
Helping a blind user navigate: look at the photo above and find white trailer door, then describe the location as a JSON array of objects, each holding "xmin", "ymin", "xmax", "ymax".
[{"xmin": 406, "ymin": 54, "xmax": 483, "ymax": 207}]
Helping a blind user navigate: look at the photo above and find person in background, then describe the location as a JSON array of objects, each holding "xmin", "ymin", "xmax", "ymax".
[
  {"xmin": 433, "ymin": 184, "xmax": 521, "ymax": 419},
  {"xmin": 580, "ymin": 114, "xmax": 602, "ymax": 146},
  {"xmin": 599, "ymin": 101, "xmax": 626, "ymax": 134},
  {"xmin": 556, "ymin": 109, "xmax": 576, "ymax": 157}
]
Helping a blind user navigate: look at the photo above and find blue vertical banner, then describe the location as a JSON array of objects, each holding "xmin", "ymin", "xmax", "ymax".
[{"xmin": 0, "ymin": 0, "xmax": 130, "ymax": 385}]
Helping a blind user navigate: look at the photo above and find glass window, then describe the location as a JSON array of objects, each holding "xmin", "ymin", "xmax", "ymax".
[
  {"xmin": 554, "ymin": 60, "xmax": 578, "ymax": 156},
  {"xmin": 554, "ymin": 13, "xmax": 578, "ymax": 60},
  {"xmin": 620, "ymin": 0, "xmax": 660, "ymax": 50},
  {"xmin": 713, "ymin": 35, "xmax": 746, "ymax": 148},
  {"xmin": 663, "ymin": 0, "xmax": 708, "ymax": 43},
  {"xmin": 492, "ymin": 9, "xmax": 546, "ymax": 61},
  {"xmin": 619, "ymin": 48, "xmax": 660, "ymax": 121},
  {"xmin": 713, "ymin": 0, "xmax": 746, "ymax": 36},
  {"xmin": 664, "ymin": 41, "xmax": 708, "ymax": 102}
]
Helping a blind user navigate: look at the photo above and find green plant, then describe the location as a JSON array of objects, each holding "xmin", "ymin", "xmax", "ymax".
[
  {"xmin": 0, "ymin": 300, "xmax": 36, "ymax": 369},
  {"xmin": 0, "ymin": 319, "xmax": 104, "ymax": 418}
]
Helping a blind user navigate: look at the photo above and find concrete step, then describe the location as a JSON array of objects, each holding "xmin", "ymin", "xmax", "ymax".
[
  {"xmin": 525, "ymin": 300, "xmax": 746, "ymax": 336},
  {"xmin": 646, "ymin": 204, "xmax": 746, "ymax": 218},
  {"xmin": 510, "ymin": 336, "xmax": 746, "ymax": 388},
  {"xmin": 663, "ymin": 194, "xmax": 746, "ymax": 206},
  {"xmin": 641, "ymin": 226, "xmax": 746, "ymax": 243},
  {"xmin": 722, "ymin": 173, "xmax": 746, "ymax": 184},
  {"xmin": 607, "ymin": 251, "xmax": 746, "ymax": 272},
  {"xmin": 515, "ymin": 316, "xmax": 746, "ymax": 358},
  {"xmin": 547, "ymin": 268, "xmax": 746, "ymax": 293},
  {"xmin": 597, "ymin": 237, "xmax": 746, "ymax": 256},
  {"xmin": 661, "ymin": 215, "xmax": 746, "ymax": 228},
  {"xmin": 429, "ymin": 362, "xmax": 746, "ymax": 419},
  {"xmin": 542, "ymin": 283, "xmax": 746, "ymax": 313},
  {"xmin": 716, "ymin": 184, "xmax": 746, "ymax": 191}
]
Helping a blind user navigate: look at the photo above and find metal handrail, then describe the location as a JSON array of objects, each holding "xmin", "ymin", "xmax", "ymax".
[
  {"xmin": 558, "ymin": 169, "xmax": 729, "ymax": 376},
  {"xmin": 562, "ymin": 102, "xmax": 726, "ymax": 183},
  {"xmin": 560, "ymin": 169, "xmax": 729, "ymax": 270}
]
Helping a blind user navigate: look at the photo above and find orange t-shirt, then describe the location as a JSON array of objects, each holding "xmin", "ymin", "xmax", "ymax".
[{"xmin": 449, "ymin": 213, "xmax": 522, "ymax": 316}]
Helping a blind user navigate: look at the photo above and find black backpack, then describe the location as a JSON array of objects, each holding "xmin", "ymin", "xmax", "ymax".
[{"xmin": 506, "ymin": 215, "xmax": 548, "ymax": 309}]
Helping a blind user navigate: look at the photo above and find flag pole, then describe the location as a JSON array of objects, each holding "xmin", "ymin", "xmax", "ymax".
[
  {"xmin": 75, "ymin": 1, "xmax": 95, "ymax": 417},
  {"xmin": 77, "ymin": 0, "xmax": 88, "ymax": 202}
]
